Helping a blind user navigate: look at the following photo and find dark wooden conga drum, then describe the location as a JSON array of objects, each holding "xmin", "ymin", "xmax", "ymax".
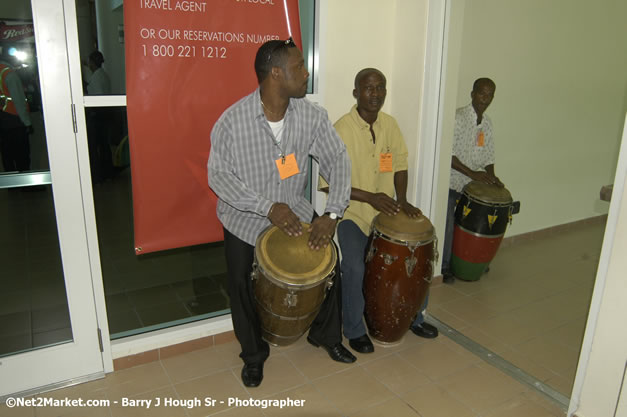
[
  {"xmin": 451, "ymin": 181, "xmax": 513, "ymax": 281},
  {"xmin": 253, "ymin": 223, "xmax": 336, "ymax": 346},
  {"xmin": 364, "ymin": 211, "xmax": 437, "ymax": 345}
]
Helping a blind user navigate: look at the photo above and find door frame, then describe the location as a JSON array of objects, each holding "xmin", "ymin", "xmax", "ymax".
[{"xmin": 0, "ymin": 0, "xmax": 105, "ymax": 398}]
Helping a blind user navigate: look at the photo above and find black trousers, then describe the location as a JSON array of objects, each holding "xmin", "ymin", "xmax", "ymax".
[{"xmin": 223, "ymin": 222, "xmax": 342, "ymax": 365}]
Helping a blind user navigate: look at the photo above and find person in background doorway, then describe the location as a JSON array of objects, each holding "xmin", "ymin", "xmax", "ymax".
[{"xmin": 440, "ymin": 77, "xmax": 503, "ymax": 284}]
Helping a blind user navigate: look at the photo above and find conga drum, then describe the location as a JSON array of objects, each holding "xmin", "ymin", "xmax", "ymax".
[
  {"xmin": 363, "ymin": 211, "xmax": 437, "ymax": 345},
  {"xmin": 451, "ymin": 181, "xmax": 513, "ymax": 281},
  {"xmin": 253, "ymin": 223, "xmax": 336, "ymax": 346}
]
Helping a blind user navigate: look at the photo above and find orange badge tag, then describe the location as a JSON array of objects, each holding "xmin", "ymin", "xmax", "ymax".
[
  {"xmin": 477, "ymin": 131, "xmax": 485, "ymax": 147},
  {"xmin": 379, "ymin": 153, "xmax": 393, "ymax": 173},
  {"xmin": 275, "ymin": 153, "xmax": 300, "ymax": 180}
]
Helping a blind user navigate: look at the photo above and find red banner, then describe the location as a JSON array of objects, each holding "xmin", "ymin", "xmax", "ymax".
[{"xmin": 125, "ymin": 0, "xmax": 302, "ymax": 254}]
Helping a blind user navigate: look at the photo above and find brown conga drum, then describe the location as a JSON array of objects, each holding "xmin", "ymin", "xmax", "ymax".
[
  {"xmin": 364, "ymin": 211, "xmax": 437, "ymax": 345},
  {"xmin": 253, "ymin": 223, "xmax": 336, "ymax": 346}
]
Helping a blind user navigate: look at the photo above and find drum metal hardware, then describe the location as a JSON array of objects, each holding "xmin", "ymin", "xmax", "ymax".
[
  {"xmin": 250, "ymin": 261, "xmax": 258, "ymax": 280},
  {"xmin": 365, "ymin": 242, "xmax": 376, "ymax": 263},
  {"xmin": 380, "ymin": 253, "xmax": 398, "ymax": 265},
  {"xmin": 364, "ymin": 211, "xmax": 436, "ymax": 344},
  {"xmin": 325, "ymin": 275, "xmax": 334, "ymax": 290},
  {"xmin": 283, "ymin": 291, "xmax": 298, "ymax": 307},
  {"xmin": 405, "ymin": 255, "xmax": 417, "ymax": 277}
]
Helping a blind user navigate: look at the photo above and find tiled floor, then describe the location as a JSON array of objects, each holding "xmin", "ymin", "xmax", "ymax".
[
  {"xmin": 1, "ymin": 218, "xmax": 604, "ymax": 416},
  {"xmin": 431, "ymin": 219, "xmax": 603, "ymax": 397},
  {"xmin": 1, "ymin": 331, "xmax": 567, "ymax": 417}
]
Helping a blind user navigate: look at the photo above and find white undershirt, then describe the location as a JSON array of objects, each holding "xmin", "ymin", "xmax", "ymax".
[{"xmin": 267, "ymin": 119, "xmax": 285, "ymax": 144}]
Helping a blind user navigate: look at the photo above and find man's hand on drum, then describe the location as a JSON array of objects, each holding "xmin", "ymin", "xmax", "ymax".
[
  {"xmin": 308, "ymin": 215, "xmax": 337, "ymax": 250},
  {"xmin": 398, "ymin": 201, "xmax": 422, "ymax": 218},
  {"xmin": 472, "ymin": 170, "xmax": 504, "ymax": 187},
  {"xmin": 369, "ymin": 192, "xmax": 401, "ymax": 216},
  {"xmin": 267, "ymin": 203, "xmax": 303, "ymax": 237}
]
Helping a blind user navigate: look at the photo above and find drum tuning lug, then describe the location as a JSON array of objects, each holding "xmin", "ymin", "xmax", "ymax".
[
  {"xmin": 380, "ymin": 253, "xmax": 398, "ymax": 265},
  {"xmin": 326, "ymin": 278, "xmax": 334, "ymax": 290},
  {"xmin": 283, "ymin": 291, "xmax": 298, "ymax": 307},
  {"xmin": 405, "ymin": 255, "xmax": 418, "ymax": 277},
  {"xmin": 365, "ymin": 243, "xmax": 376, "ymax": 263}
]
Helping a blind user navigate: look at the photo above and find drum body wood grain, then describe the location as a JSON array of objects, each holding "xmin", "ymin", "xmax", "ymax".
[
  {"xmin": 253, "ymin": 223, "xmax": 336, "ymax": 346},
  {"xmin": 364, "ymin": 212, "xmax": 437, "ymax": 345}
]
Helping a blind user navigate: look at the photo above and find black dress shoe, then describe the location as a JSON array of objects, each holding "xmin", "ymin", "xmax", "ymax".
[
  {"xmin": 442, "ymin": 272, "xmax": 456, "ymax": 284},
  {"xmin": 307, "ymin": 336, "xmax": 356, "ymax": 363},
  {"xmin": 410, "ymin": 322, "xmax": 439, "ymax": 339},
  {"xmin": 349, "ymin": 334, "xmax": 374, "ymax": 353},
  {"xmin": 241, "ymin": 362, "xmax": 264, "ymax": 387}
]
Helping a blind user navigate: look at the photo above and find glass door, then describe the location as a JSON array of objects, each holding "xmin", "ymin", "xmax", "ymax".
[{"xmin": 0, "ymin": 0, "xmax": 104, "ymax": 396}]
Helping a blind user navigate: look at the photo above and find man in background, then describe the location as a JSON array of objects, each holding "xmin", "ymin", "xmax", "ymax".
[{"xmin": 441, "ymin": 77, "xmax": 503, "ymax": 283}]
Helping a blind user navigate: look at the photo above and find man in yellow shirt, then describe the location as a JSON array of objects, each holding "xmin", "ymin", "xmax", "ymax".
[{"xmin": 322, "ymin": 68, "xmax": 438, "ymax": 353}]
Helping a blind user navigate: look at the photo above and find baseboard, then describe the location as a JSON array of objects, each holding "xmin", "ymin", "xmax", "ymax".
[
  {"xmin": 500, "ymin": 214, "xmax": 608, "ymax": 248},
  {"xmin": 113, "ymin": 331, "xmax": 236, "ymax": 371}
]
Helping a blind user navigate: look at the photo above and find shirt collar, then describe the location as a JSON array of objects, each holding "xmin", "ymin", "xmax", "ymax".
[
  {"xmin": 254, "ymin": 87, "xmax": 296, "ymax": 122},
  {"xmin": 466, "ymin": 103, "xmax": 485, "ymax": 126},
  {"xmin": 349, "ymin": 104, "xmax": 379, "ymax": 129}
]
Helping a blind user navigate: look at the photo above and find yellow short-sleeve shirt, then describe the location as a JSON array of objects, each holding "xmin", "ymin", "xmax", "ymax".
[{"xmin": 319, "ymin": 105, "xmax": 408, "ymax": 235}]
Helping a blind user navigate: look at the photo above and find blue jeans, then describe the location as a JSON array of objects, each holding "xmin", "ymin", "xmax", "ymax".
[{"xmin": 337, "ymin": 220, "xmax": 369, "ymax": 339}]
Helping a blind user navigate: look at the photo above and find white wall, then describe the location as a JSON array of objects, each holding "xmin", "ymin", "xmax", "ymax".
[
  {"xmin": 319, "ymin": 0, "xmax": 430, "ymax": 208},
  {"xmin": 454, "ymin": 0, "xmax": 627, "ymax": 236}
]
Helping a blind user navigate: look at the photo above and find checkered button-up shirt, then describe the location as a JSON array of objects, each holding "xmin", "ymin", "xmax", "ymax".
[
  {"xmin": 208, "ymin": 88, "xmax": 351, "ymax": 245},
  {"xmin": 450, "ymin": 104, "xmax": 495, "ymax": 192}
]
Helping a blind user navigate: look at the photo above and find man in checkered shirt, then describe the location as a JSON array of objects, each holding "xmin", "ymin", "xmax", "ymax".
[{"xmin": 208, "ymin": 38, "xmax": 356, "ymax": 388}]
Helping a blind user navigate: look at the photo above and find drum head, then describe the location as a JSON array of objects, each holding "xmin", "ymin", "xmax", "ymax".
[
  {"xmin": 373, "ymin": 211, "xmax": 435, "ymax": 242},
  {"xmin": 463, "ymin": 181, "xmax": 512, "ymax": 204},
  {"xmin": 256, "ymin": 223, "xmax": 336, "ymax": 286}
]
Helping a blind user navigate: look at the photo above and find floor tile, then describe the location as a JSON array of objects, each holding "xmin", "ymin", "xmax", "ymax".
[
  {"xmin": 241, "ymin": 354, "xmax": 307, "ymax": 398},
  {"xmin": 400, "ymin": 383, "xmax": 476, "ymax": 417},
  {"xmin": 102, "ymin": 361, "xmax": 172, "ymax": 399},
  {"xmin": 360, "ymin": 353, "xmax": 432, "ymax": 395},
  {"xmin": 350, "ymin": 397, "xmax": 421, "ymax": 417},
  {"xmin": 262, "ymin": 382, "xmax": 343, "ymax": 417},
  {"xmin": 397, "ymin": 339, "xmax": 477, "ymax": 381},
  {"xmin": 482, "ymin": 392, "xmax": 563, "ymax": 417},
  {"xmin": 173, "ymin": 369, "xmax": 248, "ymax": 417},
  {"xmin": 161, "ymin": 342, "xmax": 242, "ymax": 384},
  {"xmin": 311, "ymin": 367, "xmax": 395, "ymax": 416},
  {"xmin": 438, "ymin": 364, "xmax": 527, "ymax": 413},
  {"xmin": 284, "ymin": 343, "xmax": 357, "ymax": 381}
]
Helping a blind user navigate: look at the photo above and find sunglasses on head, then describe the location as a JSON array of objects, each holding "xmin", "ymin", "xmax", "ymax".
[{"xmin": 267, "ymin": 37, "xmax": 295, "ymax": 62}]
